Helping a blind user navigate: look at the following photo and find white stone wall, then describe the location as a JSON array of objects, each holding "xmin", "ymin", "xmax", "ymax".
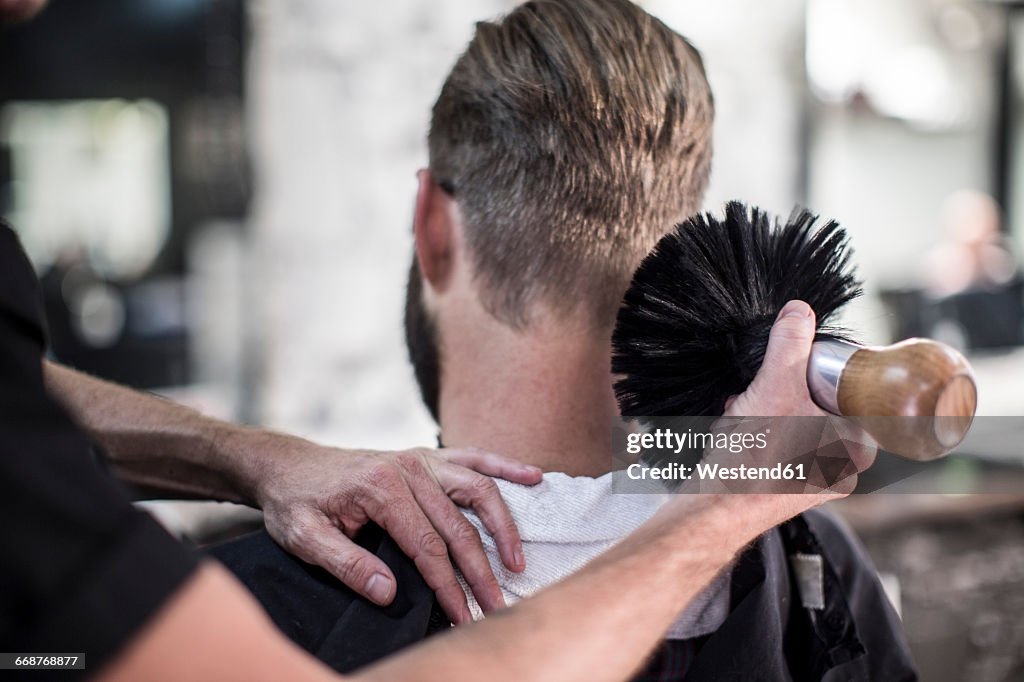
[{"xmin": 247, "ymin": 0, "xmax": 513, "ymax": 447}]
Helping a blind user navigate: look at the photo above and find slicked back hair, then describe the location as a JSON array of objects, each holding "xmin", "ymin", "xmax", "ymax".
[{"xmin": 427, "ymin": 0, "xmax": 714, "ymax": 328}]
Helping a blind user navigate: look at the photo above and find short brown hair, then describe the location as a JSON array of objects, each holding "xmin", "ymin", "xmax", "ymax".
[{"xmin": 428, "ymin": 0, "xmax": 714, "ymax": 327}]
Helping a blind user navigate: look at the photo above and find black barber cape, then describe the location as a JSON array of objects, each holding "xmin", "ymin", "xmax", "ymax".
[
  {"xmin": 215, "ymin": 490, "xmax": 918, "ymax": 679},
  {"xmin": 0, "ymin": 223, "xmax": 198, "ymax": 680}
]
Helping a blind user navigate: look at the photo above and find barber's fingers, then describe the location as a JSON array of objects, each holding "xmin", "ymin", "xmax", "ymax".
[
  {"xmin": 442, "ymin": 447, "xmax": 543, "ymax": 486},
  {"xmin": 728, "ymin": 300, "xmax": 820, "ymax": 416},
  {"xmin": 434, "ymin": 457, "xmax": 526, "ymax": 574},
  {"xmin": 279, "ymin": 511, "xmax": 398, "ymax": 608},
  {"xmin": 755, "ymin": 300, "xmax": 816, "ymax": 394},
  {"xmin": 361, "ymin": 464, "xmax": 475, "ymax": 625},
  {"xmin": 398, "ymin": 458, "xmax": 507, "ymax": 614}
]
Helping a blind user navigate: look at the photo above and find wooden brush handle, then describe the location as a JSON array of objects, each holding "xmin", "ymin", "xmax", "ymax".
[{"xmin": 808, "ymin": 339, "xmax": 977, "ymax": 461}]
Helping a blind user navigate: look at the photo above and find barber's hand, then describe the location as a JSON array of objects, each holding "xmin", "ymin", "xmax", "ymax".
[
  {"xmin": 255, "ymin": 446, "xmax": 542, "ymax": 625},
  {"xmin": 724, "ymin": 300, "xmax": 827, "ymax": 420},
  {"xmin": 719, "ymin": 300, "xmax": 876, "ymax": 517}
]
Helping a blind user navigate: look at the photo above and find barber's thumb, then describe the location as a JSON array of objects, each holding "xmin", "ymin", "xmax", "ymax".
[
  {"xmin": 311, "ymin": 533, "xmax": 396, "ymax": 606},
  {"xmin": 751, "ymin": 300, "xmax": 816, "ymax": 392}
]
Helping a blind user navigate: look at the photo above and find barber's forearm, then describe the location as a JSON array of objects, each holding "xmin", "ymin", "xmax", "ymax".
[
  {"xmin": 356, "ymin": 494, "xmax": 755, "ymax": 682},
  {"xmin": 43, "ymin": 360, "xmax": 290, "ymax": 504},
  {"xmin": 100, "ymin": 497, "xmax": 750, "ymax": 682}
]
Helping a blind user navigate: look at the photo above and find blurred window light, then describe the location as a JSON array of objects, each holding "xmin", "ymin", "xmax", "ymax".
[
  {"xmin": 806, "ymin": 0, "xmax": 863, "ymax": 103},
  {"xmin": 806, "ymin": 0, "xmax": 990, "ymax": 131},
  {"xmin": 0, "ymin": 99, "xmax": 171, "ymax": 278},
  {"xmin": 865, "ymin": 44, "xmax": 968, "ymax": 131}
]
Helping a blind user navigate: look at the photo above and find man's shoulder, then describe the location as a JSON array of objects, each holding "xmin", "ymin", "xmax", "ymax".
[{"xmin": 212, "ymin": 526, "xmax": 444, "ymax": 673}]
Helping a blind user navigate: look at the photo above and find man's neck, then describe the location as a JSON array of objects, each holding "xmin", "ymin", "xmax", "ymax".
[{"xmin": 438, "ymin": 309, "xmax": 618, "ymax": 478}]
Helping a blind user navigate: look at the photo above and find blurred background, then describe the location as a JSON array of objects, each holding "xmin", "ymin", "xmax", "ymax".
[{"xmin": 2, "ymin": 1, "xmax": 1024, "ymax": 680}]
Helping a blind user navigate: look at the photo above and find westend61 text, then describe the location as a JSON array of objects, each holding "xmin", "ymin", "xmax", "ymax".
[{"xmin": 626, "ymin": 462, "xmax": 807, "ymax": 482}]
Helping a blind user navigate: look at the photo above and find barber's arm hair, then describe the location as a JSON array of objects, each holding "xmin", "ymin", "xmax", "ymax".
[{"xmin": 43, "ymin": 360, "xmax": 283, "ymax": 503}]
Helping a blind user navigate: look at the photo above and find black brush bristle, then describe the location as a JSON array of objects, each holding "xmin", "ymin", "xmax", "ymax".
[{"xmin": 612, "ymin": 201, "xmax": 862, "ymax": 417}]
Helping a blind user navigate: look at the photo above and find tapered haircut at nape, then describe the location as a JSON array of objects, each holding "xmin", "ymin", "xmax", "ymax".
[{"xmin": 427, "ymin": 0, "xmax": 714, "ymax": 329}]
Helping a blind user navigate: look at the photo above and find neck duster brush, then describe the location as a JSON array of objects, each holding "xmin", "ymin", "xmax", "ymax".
[{"xmin": 612, "ymin": 201, "xmax": 977, "ymax": 461}]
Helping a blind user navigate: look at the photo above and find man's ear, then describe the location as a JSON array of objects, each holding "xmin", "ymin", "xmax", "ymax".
[{"xmin": 413, "ymin": 169, "xmax": 458, "ymax": 291}]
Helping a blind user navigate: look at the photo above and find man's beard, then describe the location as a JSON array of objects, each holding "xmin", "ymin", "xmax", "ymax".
[{"xmin": 404, "ymin": 256, "xmax": 442, "ymax": 422}]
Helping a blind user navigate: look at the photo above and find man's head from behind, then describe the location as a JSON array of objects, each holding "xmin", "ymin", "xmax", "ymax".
[{"xmin": 406, "ymin": 0, "xmax": 713, "ymax": 421}]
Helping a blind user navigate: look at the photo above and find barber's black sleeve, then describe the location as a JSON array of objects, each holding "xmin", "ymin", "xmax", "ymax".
[{"xmin": 0, "ymin": 223, "xmax": 198, "ymax": 679}]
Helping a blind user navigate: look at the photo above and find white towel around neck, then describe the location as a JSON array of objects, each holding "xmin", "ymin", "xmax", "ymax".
[{"xmin": 457, "ymin": 471, "xmax": 730, "ymax": 640}]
